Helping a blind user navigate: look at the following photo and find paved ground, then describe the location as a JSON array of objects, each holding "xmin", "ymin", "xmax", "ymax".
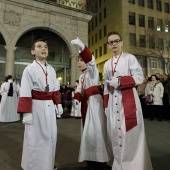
[{"xmin": 0, "ymin": 115, "xmax": 170, "ymax": 170}]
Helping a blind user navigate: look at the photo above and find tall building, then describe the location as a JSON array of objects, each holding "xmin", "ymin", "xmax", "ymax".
[
  {"xmin": 87, "ymin": 0, "xmax": 170, "ymax": 80},
  {"xmin": 0, "ymin": 0, "xmax": 93, "ymax": 85}
]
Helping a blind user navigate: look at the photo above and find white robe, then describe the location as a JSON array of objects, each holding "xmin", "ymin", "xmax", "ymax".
[
  {"xmin": 76, "ymin": 48, "xmax": 109, "ymax": 162},
  {"xmin": 0, "ymin": 81, "xmax": 20, "ymax": 122},
  {"xmin": 18, "ymin": 60, "xmax": 60, "ymax": 170},
  {"xmin": 104, "ymin": 53, "xmax": 153, "ymax": 170},
  {"xmin": 71, "ymin": 90, "xmax": 81, "ymax": 117}
]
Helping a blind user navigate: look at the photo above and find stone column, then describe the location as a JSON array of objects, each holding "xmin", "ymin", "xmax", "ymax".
[
  {"xmin": 70, "ymin": 54, "xmax": 81, "ymax": 86},
  {"xmin": 64, "ymin": 67, "xmax": 67, "ymax": 84},
  {"xmin": 5, "ymin": 46, "xmax": 17, "ymax": 76},
  {"xmin": 147, "ymin": 56, "xmax": 150, "ymax": 77}
]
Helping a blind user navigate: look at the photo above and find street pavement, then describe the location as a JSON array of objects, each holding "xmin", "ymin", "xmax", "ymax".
[{"xmin": 0, "ymin": 115, "xmax": 170, "ymax": 170}]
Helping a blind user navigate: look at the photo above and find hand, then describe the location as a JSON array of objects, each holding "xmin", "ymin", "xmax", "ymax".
[
  {"xmin": 106, "ymin": 77, "xmax": 119, "ymax": 89},
  {"xmin": 105, "ymin": 108, "xmax": 108, "ymax": 116},
  {"xmin": 55, "ymin": 104, "xmax": 63, "ymax": 115},
  {"xmin": 22, "ymin": 113, "xmax": 33, "ymax": 125},
  {"xmin": 71, "ymin": 37, "xmax": 85, "ymax": 51},
  {"xmin": 72, "ymin": 99, "xmax": 79, "ymax": 109}
]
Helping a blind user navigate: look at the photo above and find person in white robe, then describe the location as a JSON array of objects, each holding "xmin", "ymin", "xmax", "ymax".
[
  {"xmin": 104, "ymin": 31, "xmax": 153, "ymax": 170},
  {"xmin": 17, "ymin": 39, "xmax": 63, "ymax": 170},
  {"xmin": 0, "ymin": 75, "xmax": 20, "ymax": 122},
  {"xmin": 71, "ymin": 37, "xmax": 109, "ymax": 170},
  {"xmin": 71, "ymin": 80, "xmax": 81, "ymax": 118}
]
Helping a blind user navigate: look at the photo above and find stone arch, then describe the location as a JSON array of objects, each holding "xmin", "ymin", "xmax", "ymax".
[
  {"xmin": 0, "ymin": 22, "xmax": 11, "ymax": 45},
  {"xmin": 10, "ymin": 22, "xmax": 76, "ymax": 54}
]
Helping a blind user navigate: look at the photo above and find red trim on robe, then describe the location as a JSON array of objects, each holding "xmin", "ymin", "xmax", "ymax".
[
  {"xmin": 119, "ymin": 76, "xmax": 136, "ymax": 89},
  {"xmin": 31, "ymin": 90, "xmax": 61, "ymax": 104},
  {"xmin": 120, "ymin": 76, "xmax": 137, "ymax": 132},
  {"xmin": 32, "ymin": 90, "xmax": 53, "ymax": 100},
  {"xmin": 104, "ymin": 94, "xmax": 109, "ymax": 108},
  {"xmin": 79, "ymin": 46, "xmax": 92, "ymax": 63},
  {"xmin": 17, "ymin": 97, "xmax": 32, "ymax": 114},
  {"xmin": 53, "ymin": 90, "xmax": 62, "ymax": 104},
  {"xmin": 85, "ymin": 85, "xmax": 100, "ymax": 100},
  {"xmin": 74, "ymin": 92, "xmax": 82, "ymax": 102},
  {"xmin": 74, "ymin": 86, "xmax": 100, "ymax": 126}
]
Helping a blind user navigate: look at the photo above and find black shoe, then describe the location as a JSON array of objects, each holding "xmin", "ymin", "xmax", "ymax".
[
  {"xmin": 54, "ymin": 165, "xmax": 57, "ymax": 170},
  {"xmin": 87, "ymin": 161, "xmax": 97, "ymax": 170}
]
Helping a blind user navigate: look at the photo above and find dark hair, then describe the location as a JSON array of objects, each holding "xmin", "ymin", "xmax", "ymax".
[
  {"xmin": 5, "ymin": 75, "xmax": 12, "ymax": 82},
  {"xmin": 31, "ymin": 39, "xmax": 47, "ymax": 50},
  {"xmin": 150, "ymin": 74, "xmax": 159, "ymax": 80},
  {"xmin": 107, "ymin": 31, "xmax": 122, "ymax": 40},
  {"xmin": 75, "ymin": 80, "xmax": 79, "ymax": 83}
]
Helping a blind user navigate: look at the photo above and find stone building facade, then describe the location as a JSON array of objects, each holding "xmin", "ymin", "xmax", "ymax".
[
  {"xmin": 87, "ymin": 0, "xmax": 170, "ymax": 79},
  {"xmin": 0, "ymin": 0, "xmax": 92, "ymax": 85}
]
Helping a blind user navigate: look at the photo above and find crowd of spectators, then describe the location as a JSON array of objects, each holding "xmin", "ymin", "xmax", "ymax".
[
  {"xmin": 137, "ymin": 73, "xmax": 170, "ymax": 121},
  {"xmin": 1, "ymin": 73, "xmax": 170, "ymax": 121}
]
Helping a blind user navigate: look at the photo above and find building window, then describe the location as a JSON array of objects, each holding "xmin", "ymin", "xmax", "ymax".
[
  {"xmin": 165, "ymin": 25, "xmax": 169, "ymax": 32},
  {"xmin": 166, "ymin": 40, "xmax": 170, "ymax": 51},
  {"xmin": 129, "ymin": 0, "xmax": 135, "ymax": 4},
  {"xmin": 156, "ymin": 0, "xmax": 162, "ymax": 11},
  {"xmin": 104, "ymin": 25, "xmax": 107, "ymax": 36},
  {"xmin": 150, "ymin": 58, "xmax": 162, "ymax": 69},
  {"xmin": 104, "ymin": 43, "xmax": 107, "ymax": 54},
  {"xmin": 138, "ymin": 0, "xmax": 144, "ymax": 6},
  {"xmin": 99, "ymin": 0, "xmax": 102, "ymax": 7},
  {"xmin": 104, "ymin": 8, "xmax": 106, "ymax": 18},
  {"xmin": 95, "ymin": 49, "xmax": 98, "ymax": 59},
  {"xmin": 88, "ymin": 25, "xmax": 90, "ymax": 33},
  {"xmin": 92, "ymin": 21, "xmax": 94, "ymax": 30},
  {"xmin": 165, "ymin": 3, "xmax": 169, "ymax": 13},
  {"xmin": 94, "ymin": 2, "xmax": 98, "ymax": 12},
  {"xmin": 139, "ymin": 14, "xmax": 145, "ymax": 27},
  {"xmin": 92, "ymin": 36, "xmax": 94, "ymax": 46},
  {"xmin": 99, "ymin": 29, "xmax": 102, "ymax": 40},
  {"xmin": 99, "ymin": 13, "xmax": 102, "ymax": 23},
  {"xmin": 148, "ymin": 17, "xmax": 154, "ymax": 29},
  {"xmin": 149, "ymin": 37, "xmax": 155, "ymax": 49},
  {"xmin": 95, "ymin": 17, "xmax": 98, "ymax": 27},
  {"xmin": 129, "ymin": 12, "xmax": 135, "ymax": 25},
  {"xmin": 95, "ymin": 33, "xmax": 98, "ymax": 43},
  {"xmin": 129, "ymin": 33, "xmax": 136, "ymax": 46},
  {"xmin": 99, "ymin": 46, "xmax": 102, "ymax": 56},
  {"xmin": 139, "ymin": 35, "xmax": 146, "ymax": 47},
  {"xmin": 157, "ymin": 19, "xmax": 162, "ymax": 31},
  {"xmin": 158, "ymin": 38, "xmax": 164, "ymax": 50},
  {"xmin": 147, "ymin": 0, "xmax": 153, "ymax": 9}
]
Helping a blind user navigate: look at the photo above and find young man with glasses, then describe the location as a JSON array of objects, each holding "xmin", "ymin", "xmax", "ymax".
[
  {"xmin": 104, "ymin": 32, "xmax": 153, "ymax": 170},
  {"xmin": 17, "ymin": 39, "xmax": 63, "ymax": 170}
]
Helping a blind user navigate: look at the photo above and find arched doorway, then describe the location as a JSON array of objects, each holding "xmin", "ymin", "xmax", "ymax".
[
  {"xmin": 15, "ymin": 29, "xmax": 71, "ymax": 84},
  {"xmin": 0, "ymin": 34, "xmax": 6, "ymax": 82}
]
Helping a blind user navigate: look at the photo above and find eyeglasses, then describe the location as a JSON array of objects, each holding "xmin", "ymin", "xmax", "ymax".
[
  {"xmin": 35, "ymin": 45, "xmax": 48, "ymax": 49},
  {"xmin": 107, "ymin": 39, "xmax": 122, "ymax": 46}
]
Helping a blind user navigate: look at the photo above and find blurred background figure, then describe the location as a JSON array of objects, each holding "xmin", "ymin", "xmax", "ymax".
[
  {"xmin": 145, "ymin": 75, "xmax": 164, "ymax": 121},
  {"xmin": 165, "ymin": 76, "xmax": 170, "ymax": 119},
  {"xmin": 0, "ymin": 75, "xmax": 20, "ymax": 122},
  {"xmin": 137, "ymin": 76, "xmax": 148, "ymax": 118},
  {"xmin": 70, "ymin": 80, "xmax": 81, "ymax": 118},
  {"xmin": 161, "ymin": 74, "xmax": 169, "ymax": 120}
]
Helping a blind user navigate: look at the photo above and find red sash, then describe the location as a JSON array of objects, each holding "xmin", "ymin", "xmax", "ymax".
[{"xmin": 81, "ymin": 86, "xmax": 100, "ymax": 126}]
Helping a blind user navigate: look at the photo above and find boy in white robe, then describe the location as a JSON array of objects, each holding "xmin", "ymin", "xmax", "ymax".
[
  {"xmin": 17, "ymin": 39, "xmax": 63, "ymax": 170},
  {"xmin": 71, "ymin": 37, "xmax": 109, "ymax": 170},
  {"xmin": 104, "ymin": 31, "xmax": 153, "ymax": 170},
  {"xmin": 0, "ymin": 75, "xmax": 20, "ymax": 122}
]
